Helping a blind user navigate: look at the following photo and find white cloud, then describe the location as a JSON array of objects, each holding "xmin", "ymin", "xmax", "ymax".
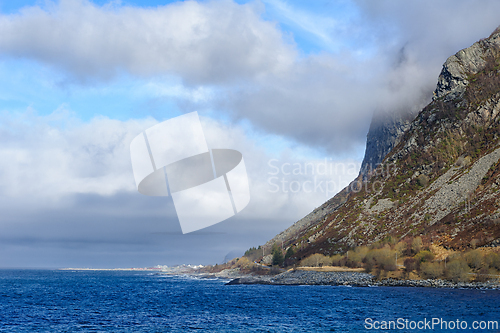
[
  {"xmin": 2, "ymin": 0, "xmax": 500, "ymax": 157},
  {"xmin": 0, "ymin": 108, "xmax": 359, "ymax": 221},
  {"xmin": 141, "ymin": 79, "xmax": 216, "ymax": 103},
  {"xmin": 0, "ymin": 108, "xmax": 154, "ymax": 202},
  {"xmin": 0, "ymin": 0, "xmax": 296, "ymax": 84},
  {"xmin": 0, "ymin": 108, "xmax": 363, "ymax": 267},
  {"xmin": 2, "ymin": 0, "xmax": 500, "ymax": 267}
]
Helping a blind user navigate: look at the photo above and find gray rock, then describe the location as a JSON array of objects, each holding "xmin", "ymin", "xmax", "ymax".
[
  {"xmin": 433, "ymin": 29, "xmax": 500, "ymax": 101},
  {"xmin": 360, "ymin": 108, "xmax": 415, "ymax": 179},
  {"xmin": 225, "ymin": 271, "xmax": 500, "ymax": 289}
]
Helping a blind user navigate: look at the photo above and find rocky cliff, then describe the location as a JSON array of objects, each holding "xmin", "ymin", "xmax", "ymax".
[
  {"xmin": 264, "ymin": 64, "xmax": 418, "ymax": 252},
  {"xmin": 264, "ymin": 27, "xmax": 500, "ymax": 261},
  {"xmin": 264, "ymin": 108, "xmax": 414, "ymax": 252},
  {"xmin": 360, "ymin": 109, "xmax": 415, "ymax": 178},
  {"xmin": 434, "ymin": 27, "xmax": 500, "ymax": 101}
]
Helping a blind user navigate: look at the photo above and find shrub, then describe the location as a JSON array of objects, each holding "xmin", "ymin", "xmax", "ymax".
[
  {"xmin": 330, "ymin": 254, "xmax": 346, "ymax": 266},
  {"xmin": 417, "ymin": 174, "xmax": 429, "ymax": 187},
  {"xmin": 395, "ymin": 241, "xmax": 407, "ymax": 256},
  {"xmin": 235, "ymin": 257, "xmax": 252, "ymax": 268},
  {"xmin": 270, "ymin": 266, "xmax": 281, "ymax": 275},
  {"xmin": 411, "ymin": 237, "xmax": 423, "ymax": 254},
  {"xmin": 364, "ymin": 259, "xmax": 374, "ymax": 273},
  {"xmin": 404, "ymin": 257, "xmax": 417, "ymax": 272},
  {"xmin": 446, "ymin": 258, "xmax": 471, "ymax": 283},
  {"xmin": 456, "ymin": 156, "xmax": 471, "ymax": 167},
  {"xmin": 366, "ymin": 248, "xmax": 397, "ymax": 271},
  {"xmin": 403, "ymin": 238, "xmax": 413, "ymax": 256},
  {"xmin": 470, "ymin": 239, "xmax": 479, "ymax": 249},
  {"xmin": 300, "ymin": 253, "xmax": 331, "ymax": 267},
  {"xmin": 475, "ymin": 267, "xmax": 491, "ymax": 282},
  {"xmin": 464, "ymin": 250, "xmax": 483, "ymax": 269},
  {"xmin": 420, "ymin": 262, "xmax": 444, "ymax": 279},
  {"xmin": 347, "ymin": 246, "xmax": 369, "ymax": 267},
  {"xmin": 382, "ymin": 236, "xmax": 396, "ymax": 246},
  {"xmin": 484, "ymin": 252, "xmax": 500, "ymax": 270},
  {"xmin": 414, "ymin": 250, "xmax": 435, "ymax": 263}
]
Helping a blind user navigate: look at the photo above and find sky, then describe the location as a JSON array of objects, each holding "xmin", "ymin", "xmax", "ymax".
[{"xmin": 1, "ymin": 0, "xmax": 500, "ymax": 268}]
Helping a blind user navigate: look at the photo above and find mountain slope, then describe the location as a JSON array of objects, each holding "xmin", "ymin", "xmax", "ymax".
[
  {"xmin": 264, "ymin": 91, "xmax": 418, "ymax": 252},
  {"xmin": 265, "ymin": 27, "xmax": 500, "ymax": 261},
  {"xmin": 263, "ymin": 108, "xmax": 414, "ymax": 254}
]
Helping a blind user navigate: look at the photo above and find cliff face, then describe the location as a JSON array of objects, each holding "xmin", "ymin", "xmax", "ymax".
[
  {"xmin": 434, "ymin": 27, "xmax": 500, "ymax": 101},
  {"xmin": 264, "ymin": 66, "xmax": 417, "ymax": 252},
  {"xmin": 264, "ymin": 64, "xmax": 418, "ymax": 253},
  {"xmin": 360, "ymin": 109, "xmax": 415, "ymax": 178},
  {"xmin": 264, "ymin": 27, "xmax": 500, "ymax": 261},
  {"xmin": 264, "ymin": 108, "xmax": 413, "ymax": 251}
]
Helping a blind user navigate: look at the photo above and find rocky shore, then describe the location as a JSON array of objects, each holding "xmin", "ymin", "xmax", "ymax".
[{"xmin": 225, "ymin": 270, "xmax": 500, "ymax": 289}]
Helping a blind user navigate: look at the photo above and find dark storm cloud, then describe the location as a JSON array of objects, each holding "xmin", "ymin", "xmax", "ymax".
[
  {"xmin": 0, "ymin": 192, "xmax": 285, "ymax": 268},
  {"xmin": 0, "ymin": 110, "xmax": 333, "ymax": 267}
]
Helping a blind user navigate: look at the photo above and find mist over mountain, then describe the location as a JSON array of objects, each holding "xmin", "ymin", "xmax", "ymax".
[{"xmin": 263, "ymin": 27, "xmax": 500, "ymax": 260}]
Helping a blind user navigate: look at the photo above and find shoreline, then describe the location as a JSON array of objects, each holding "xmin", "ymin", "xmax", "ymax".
[
  {"xmin": 224, "ymin": 269, "xmax": 500, "ymax": 289},
  {"xmin": 57, "ymin": 266, "xmax": 500, "ymax": 289}
]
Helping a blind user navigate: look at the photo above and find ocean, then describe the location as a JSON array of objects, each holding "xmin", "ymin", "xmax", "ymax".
[{"xmin": 0, "ymin": 269, "xmax": 499, "ymax": 332}]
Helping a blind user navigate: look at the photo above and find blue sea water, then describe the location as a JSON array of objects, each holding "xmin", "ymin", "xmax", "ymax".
[{"xmin": 0, "ymin": 270, "xmax": 499, "ymax": 332}]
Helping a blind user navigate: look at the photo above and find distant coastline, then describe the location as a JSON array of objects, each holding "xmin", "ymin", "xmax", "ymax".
[
  {"xmin": 59, "ymin": 264, "xmax": 204, "ymax": 274},
  {"xmin": 60, "ymin": 268, "xmax": 156, "ymax": 271}
]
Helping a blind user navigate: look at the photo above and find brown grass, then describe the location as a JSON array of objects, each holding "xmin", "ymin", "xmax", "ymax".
[{"xmin": 295, "ymin": 266, "xmax": 365, "ymax": 272}]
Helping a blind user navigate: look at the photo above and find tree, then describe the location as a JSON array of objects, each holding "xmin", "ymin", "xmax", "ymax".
[
  {"xmin": 485, "ymin": 252, "xmax": 500, "ymax": 270},
  {"xmin": 420, "ymin": 262, "xmax": 444, "ymax": 279},
  {"xmin": 348, "ymin": 246, "xmax": 369, "ymax": 267},
  {"xmin": 414, "ymin": 250, "xmax": 434, "ymax": 263},
  {"xmin": 464, "ymin": 250, "xmax": 482, "ymax": 269},
  {"xmin": 404, "ymin": 257, "xmax": 417, "ymax": 272},
  {"xmin": 271, "ymin": 244, "xmax": 284, "ymax": 266},
  {"xmin": 300, "ymin": 253, "xmax": 332, "ymax": 267},
  {"xmin": 411, "ymin": 237, "xmax": 423, "ymax": 254},
  {"xmin": 284, "ymin": 247, "xmax": 295, "ymax": 260},
  {"xmin": 446, "ymin": 258, "xmax": 471, "ymax": 283},
  {"xmin": 395, "ymin": 241, "xmax": 407, "ymax": 256}
]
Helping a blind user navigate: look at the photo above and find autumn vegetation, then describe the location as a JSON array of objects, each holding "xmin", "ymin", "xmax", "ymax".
[{"xmin": 255, "ymin": 236, "xmax": 500, "ymax": 283}]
